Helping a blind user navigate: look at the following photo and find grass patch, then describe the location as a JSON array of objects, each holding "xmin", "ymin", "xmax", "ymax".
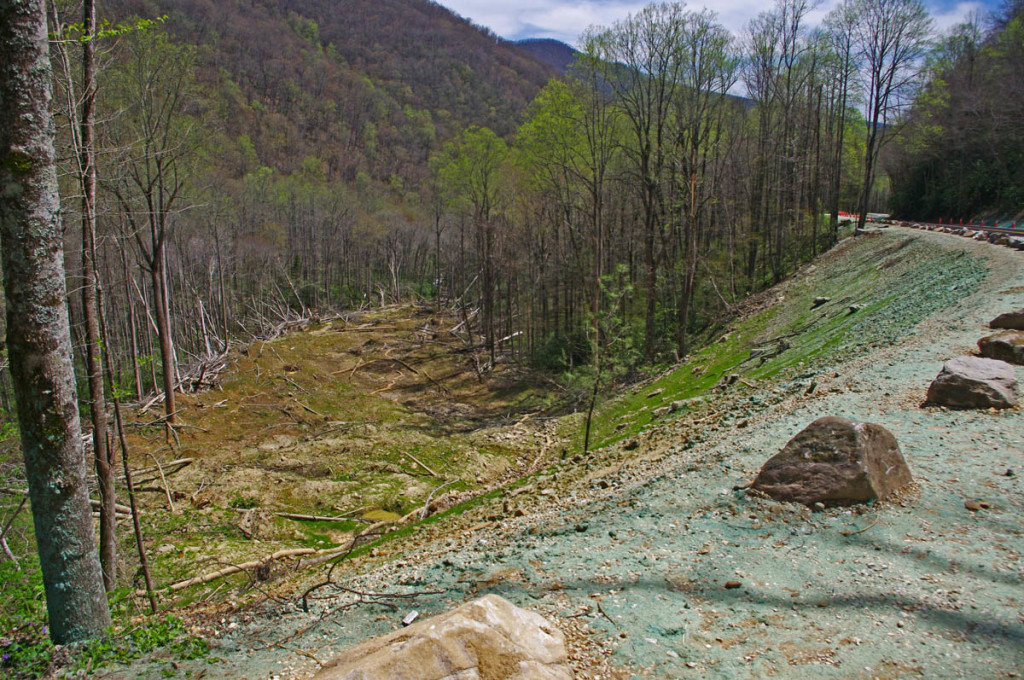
[{"xmin": 579, "ymin": 233, "xmax": 988, "ymax": 452}]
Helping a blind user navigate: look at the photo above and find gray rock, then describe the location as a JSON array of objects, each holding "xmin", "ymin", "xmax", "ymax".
[
  {"xmin": 926, "ymin": 356, "xmax": 1019, "ymax": 409},
  {"xmin": 978, "ymin": 330, "xmax": 1024, "ymax": 365},
  {"xmin": 315, "ymin": 594, "xmax": 570, "ymax": 680},
  {"xmin": 990, "ymin": 309, "xmax": 1024, "ymax": 331},
  {"xmin": 751, "ymin": 416, "xmax": 912, "ymax": 507}
]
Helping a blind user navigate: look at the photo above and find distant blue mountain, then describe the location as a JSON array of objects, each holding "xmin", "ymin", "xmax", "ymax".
[{"xmin": 516, "ymin": 38, "xmax": 579, "ymax": 75}]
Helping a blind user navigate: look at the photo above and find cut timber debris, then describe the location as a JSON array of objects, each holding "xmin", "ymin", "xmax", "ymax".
[
  {"xmin": 124, "ymin": 458, "xmax": 193, "ymax": 486},
  {"xmin": 275, "ymin": 510, "xmax": 366, "ymax": 523},
  {"xmin": 156, "ymin": 548, "xmax": 318, "ymax": 594}
]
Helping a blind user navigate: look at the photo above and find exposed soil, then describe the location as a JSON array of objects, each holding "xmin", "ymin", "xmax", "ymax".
[{"xmin": 111, "ymin": 227, "xmax": 1023, "ymax": 679}]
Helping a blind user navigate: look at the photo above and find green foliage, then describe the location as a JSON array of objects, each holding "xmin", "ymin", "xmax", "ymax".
[
  {"xmin": 531, "ymin": 331, "xmax": 591, "ymax": 372},
  {"xmin": 0, "ymin": 558, "xmax": 50, "ymax": 679},
  {"xmin": 228, "ymin": 494, "xmax": 259, "ymax": 510},
  {"xmin": 286, "ymin": 11, "xmax": 321, "ymax": 46},
  {"xmin": 2, "ymin": 609, "xmax": 211, "ymax": 679},
  {"xmin": 72, "ymin": 617, "xmax": 209, "ymax": 672},
  {"xmin": 50, "ymin": 15, "xmax": 167, "ymax": 44},
  {"xmin": 890, "ymin": 9, "xmax": 1024, "ymax": 218},
  {"xmin": 0, "ymin": 420, "xmax": 17, "ymax": 443},
  {"xmin": 432, "ymin": 125, "xmax": 509, "ymax": 220}
]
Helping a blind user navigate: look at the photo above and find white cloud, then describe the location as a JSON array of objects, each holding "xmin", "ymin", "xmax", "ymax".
[
  {"xmin": 437, "ymin": 0, "xmax": 999, "ymax": 44},
  {"xmin": 929, "ymin": 1, "xmax": 987, "ymax": 32}
]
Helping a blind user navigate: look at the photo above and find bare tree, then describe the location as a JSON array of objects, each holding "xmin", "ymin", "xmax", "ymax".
[
  {"xmin": 0, "ymin": 0, "xmax": 111, "ymax": 643},
  {"xmin": 49, "ymin": 0, "xmax": 117, "ymax": 592},
  {"xmin": 823, "ymin": 1, "xmax": 860, "ymax": 243},
  {"xmin": 591, "ymin": 2, "xmax": 687, "ymax": 360},
  {"xmin": 105, "ymin": 29, "xmax": 198, "ymax": 426},
  {"xmin": 848, "ymin": 0, "xmax": 932, "ymax": 229}
]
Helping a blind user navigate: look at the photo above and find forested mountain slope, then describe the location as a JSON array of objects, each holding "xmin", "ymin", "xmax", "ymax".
[
  {"xmin": 101, "ymin": 0, "xmax": 555, "ymax": 181},
  {"xmin": 889, "ymin": 2, "xmax": 1024, "ymax": 220}
]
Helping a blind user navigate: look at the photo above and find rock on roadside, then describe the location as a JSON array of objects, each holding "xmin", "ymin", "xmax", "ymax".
[
  {"xmin": 751, "ymin": 416, "xmax": 912, "ymax": 506},
  {"xmin": 925, "ymin": 356, "xmax": 1019, "ymax": 409},
  {"xmin": 978, "ymin": 330, "xmax": 1024, "ymax": 365},
  {"xmin": 990, "ymin": 309, "xmax": 1024, "ymax": 330},
  {"xmin": 314, "ymin": 594, "xmax": 571, "ymax": 680}
]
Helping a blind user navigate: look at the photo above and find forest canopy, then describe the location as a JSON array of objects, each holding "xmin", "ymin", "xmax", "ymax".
[{"xmin": 889, "ymin": 0, "xmax": 1024, "ymax": 220}]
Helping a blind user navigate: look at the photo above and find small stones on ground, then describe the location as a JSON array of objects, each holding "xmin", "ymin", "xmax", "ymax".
[
  {"xmin": 812, "ymin": 296, "xmax": 831, "ymax": 308},
  {"xmin": 647, "ymin": 389, "xmax": 663, "ymax": 399},
  {"xmin": 725, "ymin": 580, "xmax": 742, "ymax": 589},
  {"xmin": 401, "ymin": 610, "xmax": 418, "ymax": 626},
  {"xmin": 964, "ymin": 499, "xmax": 991, "ymax": 511}
]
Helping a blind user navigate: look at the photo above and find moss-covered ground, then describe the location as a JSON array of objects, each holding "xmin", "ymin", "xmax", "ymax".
[{"xmin": 582, "ymin": 232, "xmax": 988, "ymax": 452}]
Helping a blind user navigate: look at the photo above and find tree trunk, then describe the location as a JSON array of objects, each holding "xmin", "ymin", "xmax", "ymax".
[
  {"xmin": 0, "ymin": 0, "xmax": 111, "ymax": 643},
  {"xmin": 152, "ymin": 245, "xmax": 177, "ymax": 425},
  {"xmin": 78, "ymin": 0, "xmax": 116, "ymax": 592}
]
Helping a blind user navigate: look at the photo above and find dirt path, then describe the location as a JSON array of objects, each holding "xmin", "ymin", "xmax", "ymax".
[{"xmin": 127, "ymin": 228, "xmax": 1023, "ymax": 679}]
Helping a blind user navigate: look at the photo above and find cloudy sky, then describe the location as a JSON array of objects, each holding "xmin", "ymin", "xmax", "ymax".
[{"xmin": 436, "ymin": 0, "xmax": 1002, "ymax": 45}]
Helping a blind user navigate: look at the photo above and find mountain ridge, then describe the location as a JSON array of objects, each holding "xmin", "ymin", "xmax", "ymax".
[
  {"xmin": 100, "ymin": 0, "xmax": 560, "ymax": 182},
  {"xmin": 515, "ymin": 38, "xmax": 578, "ymax": 75}
]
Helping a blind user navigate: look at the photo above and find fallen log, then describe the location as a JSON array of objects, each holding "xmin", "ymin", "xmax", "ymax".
[
  {"xmin": 4, "ymin": 487, "xmax": 131, "ymax": 515},
  {"xmin": 124, "ymin": 458, "xmax": 193, "ymax": 485},
  {"xmin": 275, "ymin": 509, "xmax": 366, "ymax": 523},
  {"xmin": 90, "ymin": 499, "xmax": 133, "ymax": 515},
  {"xmin": 157, "ymin": 548, "xmax": 318, "ymax": 594},
  {"xmin": 401, "ymin": 451, "xmax": 440, "ymax": 478}
]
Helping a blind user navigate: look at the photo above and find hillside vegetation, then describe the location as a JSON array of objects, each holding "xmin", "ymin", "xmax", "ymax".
[
  {"xmin": 2, "ymin": 0, "xmax": 1023, "ymax": 673},
  {"xmin": 1, "ymin": 226, "xmax": 1005, "ymax": 678},
  {"xmin": 890, "ymin": 2, "xmax": 1024, "ymax": 220}
]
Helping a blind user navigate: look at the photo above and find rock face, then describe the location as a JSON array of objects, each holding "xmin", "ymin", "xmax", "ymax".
[
  {"xmin": 926, "ymin": 356, "xmax": 1019, "ymax": 409},
  {"xmin": 978, "ymin": 330, "xmax": 1024, "ymax": 365},
  {"xmin": 315, "ymin": 594, "xmax": 571, "ymax": 680},
  {"xmin": 990, "ymin": 309, "xmax": 1024, "ymax": 330},
  {"xmin": 751, "ymin": 417, "xmax": 912, "ymax": 506}
]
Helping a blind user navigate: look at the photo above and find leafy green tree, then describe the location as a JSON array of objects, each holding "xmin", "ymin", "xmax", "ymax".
[{"xmin": 433, "ymin": 126, "xmax": 509, "ymax": 362}]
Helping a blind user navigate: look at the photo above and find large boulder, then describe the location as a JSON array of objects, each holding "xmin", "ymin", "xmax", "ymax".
[
  {"xmin": 978, "ymin": 330, "xmax": 1024, "ymax": 365},
  {"xmin": 990, "ymin": 309, "xmax": 1024, "ymax": 330},
  {"xmin": 751, "ymin": 416, "xmax": 912, "ymax": 506},
  {"xmin": 315, "ymin": 594, "xmax": 571, "ymax": 680},
  {"xmin": 926, "ymin": 356, "xmax": 1019, "ymax": 409}
]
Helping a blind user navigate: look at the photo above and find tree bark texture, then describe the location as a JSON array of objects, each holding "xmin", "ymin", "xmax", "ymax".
[{"xmin": 0, "ymin": 0, "xmax": 111, "ymax": 644}]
